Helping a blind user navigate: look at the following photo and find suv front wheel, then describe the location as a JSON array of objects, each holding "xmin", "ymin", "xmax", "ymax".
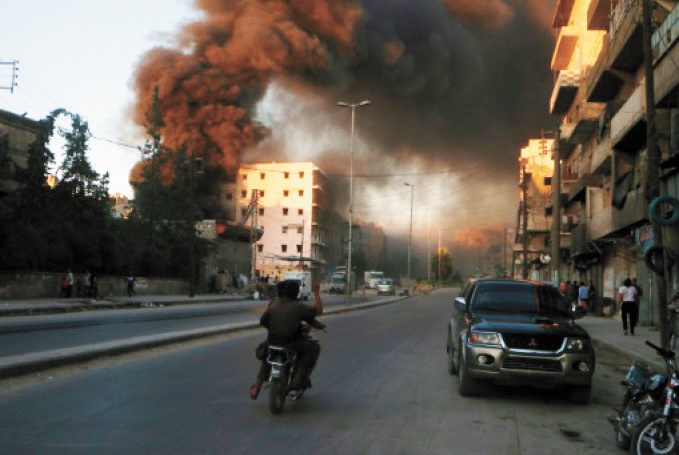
[{"xmin": 458, "ymin": 347, "xmax": 479, "ymax": 396}]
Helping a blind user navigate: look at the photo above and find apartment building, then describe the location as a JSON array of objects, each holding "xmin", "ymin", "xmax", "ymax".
[
  {"xmin": 228, "ymin": 162, "xmax": 327, "ymax": 281},
  {"xmin": 514, "ymin": 139, "xmax": 555, "ymax": 281},
  {"xmin": 550, "ymin": 0, "xmax": 679, "ymax": 321},
  {"xmin": 0, "ymin": 109, "xmax": 43, "ymax": 195}
]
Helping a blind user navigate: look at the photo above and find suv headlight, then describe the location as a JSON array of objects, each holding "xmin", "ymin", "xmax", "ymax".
[
  {"xmin": 469, "ymin": 331, "xmax": 501, "ymax": 347},
  {"xmin": 565, "ymin": 337, "xmax": 591, "ymax": 352}
]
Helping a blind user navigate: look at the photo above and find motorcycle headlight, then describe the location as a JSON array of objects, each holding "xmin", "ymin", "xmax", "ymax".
[
  {"xmin": 469, "ymin": 331, "xmax": 501, "ymax": 347},
  {"xmin": 566, "ymin": 337, "xmax": 590, "ymax": 352}
]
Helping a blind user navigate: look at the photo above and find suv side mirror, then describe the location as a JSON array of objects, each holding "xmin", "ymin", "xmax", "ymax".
[{"xmin": 454, "ymin": 296, "xmax": 466, "ymax": 312}]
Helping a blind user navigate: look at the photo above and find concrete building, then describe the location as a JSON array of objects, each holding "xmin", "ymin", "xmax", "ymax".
[
  {"xmin": 228, "ymin": 162, "xmax": 328, "ymax": 281},
  {"xmin": 513, "ymin": 139, "xmax": 555, "ymax": 281},
  {"xmin": 0, "ymin": 109, "xmax": 43, "ymax": 196},
  {"xmin": 549, "ymin": 0, "xmax": 679, "ymax": 320}
]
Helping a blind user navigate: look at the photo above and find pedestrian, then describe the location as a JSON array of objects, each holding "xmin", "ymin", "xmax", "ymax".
[
  {"xmin": 127, "ymin": 272, "xmax": 136, "ymax": 297},
  {"xmin": 617, "ymin": 278, "xmax": 639, "ymax": 336},
  {"xmin": 578, "ymin": 281, "xmax": 589, "ymax": 309},
  {"xmin": 90, "ymin": 271, "xmax": 98, "ymax": 299},
  {"xmin": 65, "ymin": 269, "xmax": 74, "ymax": 298},
  {"xmin": 84, "ymin": 270, "xmax": 92, "ymax": 298},
  {"xmin": 587, "ymin": 280, "xmax": 597, "ymax": 312},
  {"xmin": 59, "ymin": 273, "xmax": 69, "ymax": 297}
]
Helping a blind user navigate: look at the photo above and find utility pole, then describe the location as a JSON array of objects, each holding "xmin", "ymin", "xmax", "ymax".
[
  {"xmin": 520, "ymin": 161, "xmax": 531, "ymax": 279},
  {"xmin": 0, "ymin": 60, "xmax": 18, "ymax": 92},
  {"xmin": 250, "ymin": 189, "xmax": 260, "ymax": 296},
  {"xmin": 503, "ymin": 225, "xmax": 508, "ymax": 277},
  {"xmin": 641, "ymin": 0, "xmax": 669, "ymax": 346},
  {"xmin": 550, "ymin": 129, "xmax": 562, "ymax": 284}
]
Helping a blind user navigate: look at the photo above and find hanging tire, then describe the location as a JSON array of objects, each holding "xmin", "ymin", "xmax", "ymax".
[
  {"xmin": 644, "ymin": 246, "xmax": 666, "ymax": 276},
  {"xmin": 649, "ymin": 195, "xmax": 679, "ymax": 226}
]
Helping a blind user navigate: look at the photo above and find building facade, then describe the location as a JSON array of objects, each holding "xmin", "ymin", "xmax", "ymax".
[
  {"xmin": 549, "ymin": 0, "xmax": 679, "ymax": 320},
  {"xmin": 0, "ymin": 109, "xmax": 43, "ymax": 196}
]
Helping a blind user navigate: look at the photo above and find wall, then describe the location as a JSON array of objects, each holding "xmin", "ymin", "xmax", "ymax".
[{"xmin": 0, "ymin": 272, "xmax": 188, "ymax": 299}]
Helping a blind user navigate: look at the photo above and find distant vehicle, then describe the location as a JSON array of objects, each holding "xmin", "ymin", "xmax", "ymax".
[
  {"xmin": 446, "ymin": 278, "xmax": 594, "ymax": 404},
  {"xmin": 376, "ymin": 278, "xmax": 395, "ymax": 296},
  {"xmin": 329, "ymin": 267, "xmax": 356, "ymax": 294},
  {"xmin": 364, "ymin": 270, "xmax": 385, "ymax": 289},
  {"xmin": 283, "ymin": 271, "xmax": 311, "ymax": 300}
]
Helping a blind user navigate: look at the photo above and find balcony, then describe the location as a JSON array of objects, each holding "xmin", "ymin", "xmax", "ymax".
[
  {"xmin": 585, "ymin": 39, "xmax": 626, "ymax": 102},
  {"xmin": 609, "ymin": 0, "xmax": 644, "ymax": 72},
  {"xmin": 589, "ymin": 189, "xmax": 647, "ymax": 239},
  {"xmin": 550, "ymin": 69, "xmax": 580, "ymax": 115},
  {"xmin": 554, "ymin": 0, "xmax": 576, "ymax": 28},
  {"xmin": 564, "ymin": 101, "xmax": 607, "ymax": 146},
  {"xmin": 610, "ymin": 84, "xmax": 646, "ymax": 151},
  {"xmin": 551, "ymin": 26, "xmax": 580, "ymax": 72},
  {"xmin": 653, "ymin": 5, "xmax": 679, "ymax": 106},
  {"xmin": 568, "ymin": 174, "xmax": 605, "ymax": 203},
  {"xmin": 588, "ymin": 0, "xmax": 618, "ymax": 31},
  {"xmin": 591, "ymin": 134, "xmax": 612, "ymax": 174},
  {"xmin": 571, "ymin": 224, "xmax": 588, "ymax": 256}
]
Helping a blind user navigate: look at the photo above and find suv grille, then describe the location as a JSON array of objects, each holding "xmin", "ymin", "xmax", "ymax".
[
  {"xmin": 502, "ymin": 334, "xmax": 564, "ymax": 351},
  {"xmin": 503, "ymin": 357, "xmax": 563, "ymax": 372}
]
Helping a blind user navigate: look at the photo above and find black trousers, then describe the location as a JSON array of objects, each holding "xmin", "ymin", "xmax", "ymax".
[
  {"xmin": 621, "ymin": 301, "xmax": 639, "ymax": 333},
  {"xmin": 257, "ymin": 338, "xmax": 321, "ymax": 382}
]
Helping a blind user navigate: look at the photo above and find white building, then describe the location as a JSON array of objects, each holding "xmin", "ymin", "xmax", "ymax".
[{"xmin": 232, "ymin": 162, "xmax": 328, "ymax": 281}]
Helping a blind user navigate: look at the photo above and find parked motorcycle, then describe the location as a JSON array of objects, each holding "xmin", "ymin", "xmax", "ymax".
[
  {"xmin": 265, "ymin": 320, "xmax": 324, "ymax": 415},
  {"xmin": 610, "ymin": 357, "xmax": 666, "ymax": 450},
  {"xmin": 610, "ymin": 340, "xmax": 679, "ymax": 454}
]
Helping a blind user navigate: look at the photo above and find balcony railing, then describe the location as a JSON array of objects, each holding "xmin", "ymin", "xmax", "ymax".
[
  {"xmin": 589, "ymin": 189, "xmax": 647, "ymax": 239},
  {"xmin": 551, "ymin": 26, "xmax": 580, "ymax": 72},
  {"xmin": 550, "ymin": 69, "xmax": 581, "ymax": 115},
  {"xmin": 564, "ymin": 101, "xmax": 607, "ymax": 146},
  {"xmin": 591, "ymin": 134, "xmax": 612, "ymax": 174},
  {"xmin": 610, "ymin": 83, "xmax": 645, "ymax": 150}
]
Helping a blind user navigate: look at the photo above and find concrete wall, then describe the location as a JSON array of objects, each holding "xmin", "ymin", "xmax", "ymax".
[{"xmin": 0, "ymin": 271, "xmax": 188, "ymax": 299}]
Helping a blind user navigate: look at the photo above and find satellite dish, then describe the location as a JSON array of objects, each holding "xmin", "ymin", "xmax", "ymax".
[{"xmin": 540, "ymin": 253, "xmax": 552, "ymax": 264}]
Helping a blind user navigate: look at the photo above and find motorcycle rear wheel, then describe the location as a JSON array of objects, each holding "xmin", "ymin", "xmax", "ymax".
[
  {"xmin": 269, "ymin": 378, "xmax": 287, "ymax": 415},
  {"xmin": 631, "ymin": 415, "xmax": 679, "ymax": 454}
]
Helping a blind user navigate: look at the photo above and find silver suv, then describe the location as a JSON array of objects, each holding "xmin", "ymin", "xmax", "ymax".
[
  {"xmin": 376, "ymin": 278, "xmax": 395, "ymax": 296},
  {"xmin": 446, "ymin": 279, "xmax": 594, "ymax": 404}
]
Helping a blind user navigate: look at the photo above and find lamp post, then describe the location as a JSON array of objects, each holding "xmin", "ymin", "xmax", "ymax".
[
  {"xmin": 337, "ymin": 100, "xmax": 371, "ymax": 303},
  {"xmin": 404, "ymin": 182, "xmax": 414, "ymax": 293}
]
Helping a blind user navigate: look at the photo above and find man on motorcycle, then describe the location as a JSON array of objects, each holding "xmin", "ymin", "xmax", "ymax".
[{"xmin": 249, "ymin": 279, "xmax": 324, "ymax": 399}]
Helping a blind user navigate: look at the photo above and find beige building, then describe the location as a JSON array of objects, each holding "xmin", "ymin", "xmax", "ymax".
[
  {"xmin": 549, "ymin": 0, "xmax": 679, "ymax": 319},
  {"xmin": 226, "ymin": 162, "xmax": 328, "ymax": 281}
]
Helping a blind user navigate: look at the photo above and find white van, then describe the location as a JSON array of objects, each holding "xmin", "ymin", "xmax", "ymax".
[{"xmin": 283, "ymin": 271, "xmax": 312, "ymax": 300}]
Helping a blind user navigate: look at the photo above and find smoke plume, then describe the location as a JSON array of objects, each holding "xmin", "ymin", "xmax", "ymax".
[{"xmin": 132, "ymin": 0, "xmax": 558, "ymax": 230}]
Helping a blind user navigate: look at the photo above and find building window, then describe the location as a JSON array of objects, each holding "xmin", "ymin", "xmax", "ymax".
[
  {"xmin": 259, "ymin": 208, "xmax": 264, "ymax": 216},
  {"xmin": 260, "ymin": 172, "xmax": 266, "ymax": 180},
  {"xmin": 299, "ymin": 190, "xmax": 304, "ymax": 197},
  {"xmin": 281, "ymin": 245, "xmax": 288, "ymax": 253},
  {"xmin": 257, "ymin": 245, "xmax": 263, "ymax": 253},
  {"xmin": 298, "ymin": 208, "xmax": 304, "ymax": 215},
  {"xmin": 284, "ymin": 190, "xmax": 289, "ymax": 197},
  {"xmin": 284, "ymin": 172, "xmax": 290, "ymax": 179},
  {"xmin": 282, "ymin": 226, "xmax": 288, "ymax": 234},
  {"xmin": 241, "ymin": 190, "xmax": 247, "ymax": 198},
  {"xmin": 283, "ymin": 208, "xmax": 289, "ymax": 215},
  {"xmin": 242, "ymin": 174, "xmax": 247, "ymax": 181},
  {"xmin": 296, "ymin": 245, "xmax": 302, "ymax": 253},
  {"xmin": 299, "ymin": 171, "xmax": 305, "ymax": 178},
  {"xmin": 226, "ymin": 193, "xmax": 233, "ymax": 200},
  {"xmin": 259, "ymin": 190, "xmax": 265, "ymax": 197},
  {"xmin": 297, "ymin": 227, "xmax": 303, "ymax": 233}
]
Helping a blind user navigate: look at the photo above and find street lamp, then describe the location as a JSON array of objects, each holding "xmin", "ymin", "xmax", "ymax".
[
  {"xmin": 404, "ymin": 182, "xmax": 414, "ymax": 293},
  {"xmin": 337, "ymin": 100, "xmax": 371, "ymax": 303}
]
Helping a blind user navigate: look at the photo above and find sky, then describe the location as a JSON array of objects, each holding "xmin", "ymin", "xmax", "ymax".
[{"xmin": 0, "ymin": 0, "xmax": 558, "ymax": 248}]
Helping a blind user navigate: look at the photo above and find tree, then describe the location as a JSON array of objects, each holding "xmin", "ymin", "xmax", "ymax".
[{"xmin": 431, "ymin": 250, "xmax": 453, "ymax": 283}]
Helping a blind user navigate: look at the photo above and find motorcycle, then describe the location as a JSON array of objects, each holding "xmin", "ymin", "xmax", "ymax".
[
  {"xmin": 265, "ymin": 320, "xmax": 324, "ymax": 415},
  {"xmin": 611, "ymin": 340, "xmax": 679, "ymax": 454},
  {"xmin": 610, "ymin": 356, "xmax": 666, "ymax": 450}
]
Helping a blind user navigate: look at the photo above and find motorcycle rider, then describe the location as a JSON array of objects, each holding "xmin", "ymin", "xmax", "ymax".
[{"xmin": 249, "ymin": 279, "xmax": 324, "ymax": 400}]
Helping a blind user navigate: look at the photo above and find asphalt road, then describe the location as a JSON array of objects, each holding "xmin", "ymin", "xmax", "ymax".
[{"xmin": 0, "ymin": 289, "xmax": 630, "ymax": 455}]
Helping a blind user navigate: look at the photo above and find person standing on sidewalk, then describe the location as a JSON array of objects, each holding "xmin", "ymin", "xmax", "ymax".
[
  {"xmin": 578, "ymin": 281, "xmax": 589, "ymax": 310},
  {"xmin": 617, "ymin": 278, "xmax": 638, "ymax": 335},
  {"xmin": 127, "ymin": 272, "xmax": 136, "ymax": 297}
]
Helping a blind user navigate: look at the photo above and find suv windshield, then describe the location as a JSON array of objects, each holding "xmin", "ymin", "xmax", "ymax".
[{"xmin": 472, "ymin": 283, "xmax": 569, "ymax": 316}]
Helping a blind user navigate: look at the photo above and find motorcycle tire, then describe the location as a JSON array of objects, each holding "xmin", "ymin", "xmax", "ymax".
[
  {"xmin": 631, "ymin": 414, "xmax": 679, "ymax": 454},
  {"xmin": 615, "ymin": 392, "xmax": 634, "ymax": 449},
  {"xmin": 269, "ymin": 378, "xmax": 287, "ymax": 415}
]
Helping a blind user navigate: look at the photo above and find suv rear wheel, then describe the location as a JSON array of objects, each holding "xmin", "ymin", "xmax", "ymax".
[{"xmin": 447, "ymin": 334, "xmax": 458, "ymax": 375}]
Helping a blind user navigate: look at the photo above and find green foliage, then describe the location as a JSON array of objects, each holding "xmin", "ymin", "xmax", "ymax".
[{"xmin": 431, "ymin": 251, "xmax": 453, "ymax": 282}]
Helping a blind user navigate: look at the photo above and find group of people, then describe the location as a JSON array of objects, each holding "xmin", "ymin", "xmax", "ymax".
[
  {"xmin": 560, "ymin": 280, "xmax": 597, "ymax": 311},
  {"xmin": 59, "ymin": 269, "xmax": 98, "ymax": 299},
  {"xmin": 617, "ymin": 277, "xmax": 644, "ymax": 336}
]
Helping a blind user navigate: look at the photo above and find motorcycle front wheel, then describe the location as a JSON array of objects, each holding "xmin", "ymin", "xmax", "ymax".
[
  {"xmin": 269, "ymin": 378, "xmax": 287, "ymax": 415},
  {"xmin": 631, "ymin": 415, "xmax": 679, "ymax": 454}
]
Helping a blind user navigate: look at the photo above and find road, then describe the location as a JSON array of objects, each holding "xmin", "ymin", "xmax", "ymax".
[{"xmin": 0, "ymin": 289, "xmax": 629, "ymax": 454}]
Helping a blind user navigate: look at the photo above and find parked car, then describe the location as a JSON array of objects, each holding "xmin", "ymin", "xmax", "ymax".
[
  {"xmin": 446, "ymin": 278, "xmax": 594, "ymax": 403},
  {"xmin": 376, "ymin": 278, "xmax": 395, "ymax": 296}
]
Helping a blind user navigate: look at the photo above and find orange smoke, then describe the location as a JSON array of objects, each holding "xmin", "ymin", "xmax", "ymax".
[
  {"xmin": 132, "ymin": 0, "xmax": 362, "ymax": 181},
  {"xmin": 441, "ymin": 0, "xmax": 514, "ymax": 30}
]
